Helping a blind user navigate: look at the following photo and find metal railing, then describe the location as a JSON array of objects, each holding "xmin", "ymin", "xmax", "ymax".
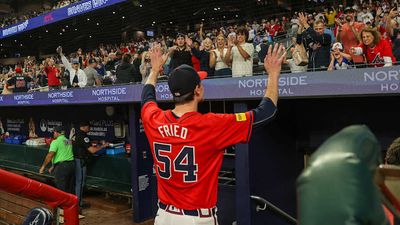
[{"xmin": 250, "ymin": 195, "xmax": 297, "ymax": 225}]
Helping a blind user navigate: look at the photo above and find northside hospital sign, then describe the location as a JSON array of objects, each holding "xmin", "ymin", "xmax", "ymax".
[
  {"xmin": 0, "ymin": 0, "xmax": 127, "ymax": 38},
  {"xmin": 0, "ymin": 66, "xmax": 400, "ymax": 107}
]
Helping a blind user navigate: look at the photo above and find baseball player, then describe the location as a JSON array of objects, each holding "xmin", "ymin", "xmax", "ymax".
[{"xmin": 141, "ymin": 43, "xmax": 285, "ymax": 225}]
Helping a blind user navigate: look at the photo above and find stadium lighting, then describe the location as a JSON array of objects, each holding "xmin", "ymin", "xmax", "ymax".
[
  {"xmin": 75, "ymin": 28, "xmax": 78, "ymax": 31},
  {"xmin": 139, "ymin": 4, "xmax": 142, "ymax": 7},
  {"xmin": 89, "ymin": 35, "xmax": 92, "ymax": 38},
  {"xmin": 45, "ymin": 30, "xmax": 48, "ymax": 33},
  {"xmin": 97, "ymin": 23, "xmax": 100, "ymax": 26},
  {"xmin": 122, "ymin": 16, "xmax": 125, "ymax": 19},
  {"xmin": 59, "ymin": 33, "xmax": 62, "ymax": 35},
  {"xmin": 14, "ymin": 40, "xmax": 17, "ymax": 42},
  {"xmin": 87, "ymin": 18, "xmax": 90, "ymax": 21},
  {"xmin": 113, "ymin": 11, "xmax": 116, "ymax": 14},
  {"xmin": 170, "ymin": 21, "xmax": 173, "ymax": 24},
  {"xmin": 66, "ymin": 25, "xmax": 69, "ymax": 28},
  {"xmin": 20, "ymin": 44, "xmax": 22, "ymax": 47}
]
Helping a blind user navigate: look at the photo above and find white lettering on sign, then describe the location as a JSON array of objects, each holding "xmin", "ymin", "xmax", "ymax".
[
  {"xmin": 238, "ymin": 76, "xmax": 306, "ymax": 96},
  {"xmin": 0, "ymin": 96, "xmax": 3, "ymax": 101},
  {"xmin": 14, "ymin": 94, "xmax": 34, "ymax": 100},
  {"xmin": 48, "ymin": 91, "xmax": 74, "ymax": 98},
  {"xmin": 92, "ymin": 88, "xmax": 127, "ymax": 96},
  {"xmin": 2, "ymin": 20, "xmax": 28, "ymax": 37},
  {"xmin": 92, "ymin": 0, "xmax": 108, "ymax": 8},
  {"xmin": 364, "ymin": 70, "xmax": 400, "ymax": 93},
  {"xmin": 364, "ymin": 70, "xmax": 400, "ymax": 82},
  {"xmin": 156, "ymin": 84, "xmax": 170, "ymax": 93},
  {"xmin": 67, "ymin": 1, "xmax": 93, "ymax": 16}
]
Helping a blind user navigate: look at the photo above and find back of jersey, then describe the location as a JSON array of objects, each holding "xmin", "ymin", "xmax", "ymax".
[{"xmin": 141, "ymin": 101, "xmax": 253, "ymax": 210}]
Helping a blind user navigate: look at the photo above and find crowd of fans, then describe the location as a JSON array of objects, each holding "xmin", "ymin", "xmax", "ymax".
[
  {"xmin": 1, "ymin": 0, "xmax": 400, "ymax": 94},
  {"xmin": 0, "ymin": 0, "xmax": 80, "ymax": 28}
]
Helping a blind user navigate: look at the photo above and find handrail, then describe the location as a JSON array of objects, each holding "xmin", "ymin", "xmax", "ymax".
[
  {"xmin": 0, "ymin": 169, "xmax": 79, "ymax": 225},
  {"xmin": 250, "ymin": 195, "xmax": 297, "ymax": 225}
]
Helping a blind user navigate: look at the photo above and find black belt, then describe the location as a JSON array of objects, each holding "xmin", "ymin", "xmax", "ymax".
[
  {"xmin": 54, "ymin": 160, "xmax": 74, "ymax": 167},
  {"xmin": 158, "ymin": 202, "xmax": 216, "ymax": 218}
]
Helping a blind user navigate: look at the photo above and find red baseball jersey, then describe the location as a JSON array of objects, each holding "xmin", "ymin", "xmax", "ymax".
[
  {"xmin": 141, "ymin": 101, "xmax": 253, "ymax": 210},
  {"xmin": 361, "ymin": 39, "xmax": 396, "ymax": 67}
]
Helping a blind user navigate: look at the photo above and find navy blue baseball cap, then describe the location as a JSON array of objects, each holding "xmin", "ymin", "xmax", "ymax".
[{"xmin": 168, "ymin": 65, "xmax": 207, "ymax": 97}]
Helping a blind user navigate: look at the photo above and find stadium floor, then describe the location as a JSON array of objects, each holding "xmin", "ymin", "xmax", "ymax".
[{"xmin": 72, "ymin": 191, "xmax": 153, "ymax": 225}]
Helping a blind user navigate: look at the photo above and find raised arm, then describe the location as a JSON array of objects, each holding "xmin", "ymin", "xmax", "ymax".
[
  {"xmin": 250, "ymin": 43, "xmax": 286, "ymax": 128},
  {"xmin": 57, "ymin": 46, "xmax": 72, "ymax": 71},
  {"xmin": 264, "ymin": 43, "xmax": 286, "ymax": 106}
]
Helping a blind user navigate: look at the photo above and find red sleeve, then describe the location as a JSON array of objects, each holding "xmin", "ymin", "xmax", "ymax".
[
  {"xmin": 209, "ymin": 111, "xmax": 254, "ymax": 150},
  {"xmin": 381, "ymin": 40, "xmax": 395, "ymax": 59}
]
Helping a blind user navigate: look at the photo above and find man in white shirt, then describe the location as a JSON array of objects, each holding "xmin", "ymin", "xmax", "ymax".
[
  {"xmin": 225, "ymin": 27, "xmax": 254, "ymax": 77},
  {"xmin": 57, "ymin": 46, "xmax": 87, "ymax": 88}
]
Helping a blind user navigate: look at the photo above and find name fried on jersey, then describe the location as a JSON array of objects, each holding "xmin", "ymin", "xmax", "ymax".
[{"xmin": 157, "ymin": 125, "xmax": 188, "ymax": 139}]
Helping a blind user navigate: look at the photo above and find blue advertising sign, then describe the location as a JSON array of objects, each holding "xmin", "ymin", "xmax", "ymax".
[
  {"xmin": 0, "ymin": 66, "xmax": 400, "ymax": 107},
  {"xmin": 0, "ymin": 0, "xmax": 127, "ymax": 38}
]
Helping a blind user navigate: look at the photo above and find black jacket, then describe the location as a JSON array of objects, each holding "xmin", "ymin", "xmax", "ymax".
[
  {"xmin": 297, "ymin": 27, "xmax": 332, "ymax": 71},
  {"xmin": 115, "ymin": 62, "xmax": 140, "ymax": 84},
  {"xmin": 191, "ymin": 48, "xmax": 214, "ymax": 77}
]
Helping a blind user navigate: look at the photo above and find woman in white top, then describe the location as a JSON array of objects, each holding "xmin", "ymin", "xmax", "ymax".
[
  {"xmin": 225, "ymin": 27, "xmax": 254, "ymax": 77},
  {"xmin": 140, "ymin": 51, "xmax": 152, "ymax": 84},
  {"xmin": 210, "ymin": 34, "xmax": 232, "ymax": 77}
]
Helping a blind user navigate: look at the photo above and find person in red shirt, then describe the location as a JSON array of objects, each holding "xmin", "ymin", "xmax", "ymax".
[
  {"xmin": 141, "ymin": 43, "xmax": 285, "ymax": 225},
  {"xmin": 191, "ymin": 40, "xmax": 201, "ymax": 72},
  {"xmin": 336, "ymin": 7, "xmax": 365, "ymax": 65},
  {"xmin": 44, "ymin": 57, "xmax": 60, "ymax": 89},
  {"xmin": 352, "ymin": 27, "xmax": 396, "ymax": 67}
]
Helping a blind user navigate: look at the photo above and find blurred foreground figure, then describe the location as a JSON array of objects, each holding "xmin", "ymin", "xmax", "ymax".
[{"xmin": 297, "ymin": 125, "xmax": 389, "ymax": 225}]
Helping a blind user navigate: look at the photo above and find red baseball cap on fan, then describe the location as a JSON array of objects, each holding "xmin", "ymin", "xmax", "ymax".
[{"xmin": 15, "ymin": 67, "xmax": 22, "ymax": 73}]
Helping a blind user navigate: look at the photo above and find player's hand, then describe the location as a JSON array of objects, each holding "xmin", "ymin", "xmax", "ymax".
[
  {"xmin": 264, "ymin": 43, "xmax": 286, "ymax": 79},
  {"xmin": 149, "ymin": 43, "xmax": 164, "ymax": 73}
]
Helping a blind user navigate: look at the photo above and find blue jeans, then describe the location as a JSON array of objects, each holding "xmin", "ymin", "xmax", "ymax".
[{"xmin": 75, "ymin": 158, "xmax": 86, "ymax": 207}]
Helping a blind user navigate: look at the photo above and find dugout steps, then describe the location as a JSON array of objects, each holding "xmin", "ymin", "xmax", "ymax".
[{"xmin": 0, "ymin": 191, "xmax": 54, "ymax": 225}]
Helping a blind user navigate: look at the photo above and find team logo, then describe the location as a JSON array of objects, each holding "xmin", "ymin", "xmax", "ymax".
[
  {"xmin": 84, "ymin": 137, "xmax": 90, "ymax": 143},
  {"xmin": 40, "ymin": 120, "xmax": 47, "ymax": 132},
  {"xmin": 371, "ymin": 53, "xmax": 384, "ymax": 65}
]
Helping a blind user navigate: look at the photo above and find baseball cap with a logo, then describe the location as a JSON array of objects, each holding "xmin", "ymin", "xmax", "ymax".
[
  {"xmin": 168, "ymin": 65, "xmax": 207, "ymax": 97},
  {"xmin": 332, "ymin": 42, "xmax": 343, "ymax": 51}
]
